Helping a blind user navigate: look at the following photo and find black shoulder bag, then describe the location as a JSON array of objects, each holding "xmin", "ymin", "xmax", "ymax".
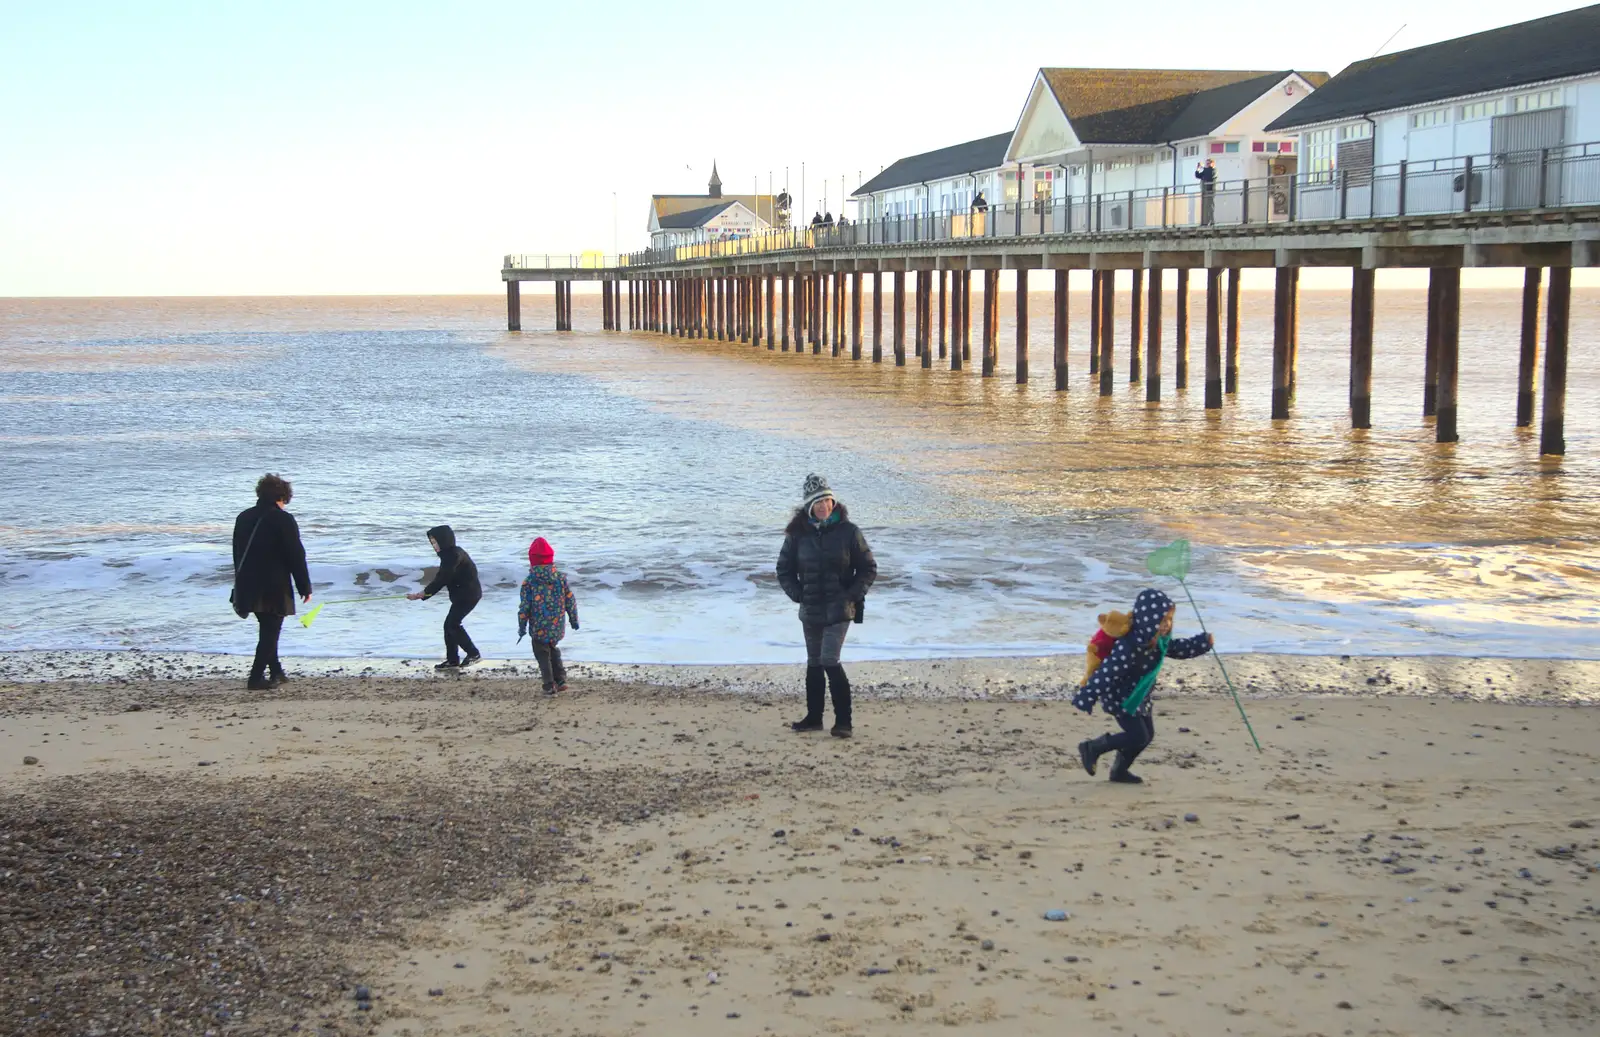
[{"xmin": 229, "ymin": 516, "xmax": 264, "ymax": 618}]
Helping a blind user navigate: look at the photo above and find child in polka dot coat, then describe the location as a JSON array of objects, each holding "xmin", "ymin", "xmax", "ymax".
[
  {"xmin": 1071, "ymin": 588, "xmax": 1212, "ymax": 784},
  {"xmin": 518, "ymin": 537, "xmax": 579, "ymax": 694}
]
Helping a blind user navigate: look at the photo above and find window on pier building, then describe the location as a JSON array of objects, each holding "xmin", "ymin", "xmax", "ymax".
[
  {"xmin": 1338, "ymin": 122, "xmax": 1371, "ymax": 141},
  {"xmin": 1003, "ymin": 169, "xmax": 1020, "ymax": 204},
  {"xmin": 1459, "ymin": 97, "xmax": 1504, "ymax": 121},
  {"xmin": 1305, "ymin": 127, "xmax": 1335, "ymax": 182},
  {"xmin": 1182, "ymin": 144, "xmax": 1199, "ymax": 157},
  {"xmin": 1411, "ymin": 108, "xmax": 1449, "ymax": 129},
  {"xmin": 1511, "ymin": 89, "xmax": 1561, "ymax": 113}
]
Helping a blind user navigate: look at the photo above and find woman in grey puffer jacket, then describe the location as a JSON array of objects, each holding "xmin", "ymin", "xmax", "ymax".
[{"xmin": 775, "ymin": 474, "xmax": 877, "ymax": 737}]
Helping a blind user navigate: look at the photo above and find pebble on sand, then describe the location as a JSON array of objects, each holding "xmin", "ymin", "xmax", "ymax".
[{"xmin": 22, "ymin": 756, "xmax": 39, "ymax": 766}]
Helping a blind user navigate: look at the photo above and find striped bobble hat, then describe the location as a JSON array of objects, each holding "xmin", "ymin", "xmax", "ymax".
[{"xmin": 801, "ymin": 473, "xmax": 834, "ymax": 510}]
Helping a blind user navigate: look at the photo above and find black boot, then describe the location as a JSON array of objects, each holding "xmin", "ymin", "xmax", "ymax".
[
  {"xmin": 1078, "ymin": 735, "xmax": 1113, "ymax": 776},
  {"xmin": 791, "ymin": 667, "xmax": 825, "ymax": 731},
  {"xmin": 1108, "ymin": 750, "xmax": 1144, "ymax": 784},
  {"xmin": 246, "ymin": 665, "xmax": 276, "ymax": 691},
  {"xmin": 269, "ymin": 660, "xmax": 290, "ymax": 684},
  {"xmin": 825, "ymin": 665, "xmax": 852, "ymax": 737}
]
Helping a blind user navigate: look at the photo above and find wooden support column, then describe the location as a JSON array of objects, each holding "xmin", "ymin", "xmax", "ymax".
[
  {"xmin": 599, "ymin": 282, "xmax": 607, "ymax": 331},
  {"xmin": 1436, "ymin": 267, "xmax": 1462, "ymax": 443},
  {"xmin": 981, "ymin": 269, "xmax": 998, "ymax": 377},
  {"xmin": 1204, "ymin": 267, "xmax": 1223, "ymax": 410},
  {"xmin": 1053, "ymin": 269, "xmax": 1068, "ymax": 390},
  {"xmin": 1015, "ymin": 268, "xmax": 1029, "ymax": 383},
  {"xmin": 506, "ymin": 280, "xmax": 520, "ymax": 331},
  {"xmin": 836, "ymin": 273, "xmax": 847, "ymax": 358},
  {"xmin": 1129, "ymin": 267, "xmax": 1143, "ymax": 383},
  {"xmin": 1088, "ymin": 271, "xmax": 1101, "ymax": 375},
  {"xmin": 872, "ymin": 272, "xmax": 883, "ymax": 363},
  {"xmin": 1098, "ymin": 271, "xmax": 1116, "ymax": 395},
  {"xmin": 938, "ymin": 270, "xmax": 948, "ymax": 360},
  {"xmin": 1288, "ymin": 268, "xmax": 1301, "ymax": 400},
  {"xmin": 750, "ymin": 276, "xmax": 761, "ymax": 347},
  {"xmin": 780, "ymin": 275, "xmax": 791, "ymax": 351},
  {"xmin": 921, "ymin": 272, "xmax": 934, "ymax": 369},
  {"xmin": 893, "ymin": 271, "xmax": 906, "ymax": 366},
  {"xmin": 1174, "ymin": 268, "xmax": 1190, "ymax": 390},
  {"xmin": 951, "ymin": 270, "xmax": 964, "ymax": 371},
  {"xmin": 1517, "ymin": 268, "xmax": 1542, "ymax": 427},
  {"xmin": 766, "ymin": 275, "xmax": 776, "ymax": 350},
  {"xmin": 813, "ymin": 274, "xmax": 824, "ymax": 354},
  {"xmin": 554, "ymin": 283, "xmax": 563, "ymax": 332},
  {"xmin": 717, "ymin": 278, "xmax": 727, "ymax": 340},
  {"xmin": 1272, "ymin": 267, "xmax": 1292, "ymax": 419},
  {"xmin": 913, "ymin": 272, "xmax": 924, "ymax": 359},
  {"xmin": 953, "ymin": 272, "xmax": 966, "ymax": 364},
  {"xmin": 1350, "ymin": 266, "xmax": 1375, "ymax": 430},
  {"xmin": 1146, "ymin": 267, "xmax": 1163, "ymax": 402},
  {"xmin": 851, "ymin": 272, "xmax": 863, "ymax": 360},
  {"xmin": 1423, "ymin": 269, "xmax": 1441, "ymax": 416},
  {"xmin": 1541, "ymin": 266, "xmax": 1570, "ymax": 456},
  {"xmin": 1225, "ymin": 268, "xmax": 1241, "ymax": 394}
]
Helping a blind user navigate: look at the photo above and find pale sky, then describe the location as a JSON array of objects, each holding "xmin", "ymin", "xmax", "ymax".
[{"xmin": 1, "ymin": 1, "xmax": 1595, "ymax": 296}]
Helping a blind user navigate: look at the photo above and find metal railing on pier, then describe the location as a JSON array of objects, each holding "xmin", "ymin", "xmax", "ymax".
[
  {"xmin": 612, "ymin": 141, "xmax": 1600, "ymax": 268},
  {"xmin": 503, "ymin": 253, "xmax": 630, "ymax": 271}
]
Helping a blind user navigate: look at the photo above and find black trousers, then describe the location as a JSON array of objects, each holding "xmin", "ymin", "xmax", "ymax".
[
  {"xmin": 251, "ymin": 613, "xmax": 284, "ymax": 679},
  {"xmin": 531, "ymin": 641, "xmax": 566, "ymax": 689},
  {"xmin": 444, "ymin": 597, "xmax": 480, "ymax": 663},
  {"xmin": 1104, "ymin": 712, "xmax": 1155, "ymax": 761}
]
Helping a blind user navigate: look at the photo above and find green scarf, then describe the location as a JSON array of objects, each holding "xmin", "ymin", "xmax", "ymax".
[{"xmin": 1121, "ymin": 635, "xmax": 1170, "ymax": 714}]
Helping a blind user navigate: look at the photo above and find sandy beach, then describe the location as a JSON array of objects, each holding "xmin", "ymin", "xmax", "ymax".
[{"xmin": 4, "ymin": 655, "xmax": 1599, "ymax": 1036}]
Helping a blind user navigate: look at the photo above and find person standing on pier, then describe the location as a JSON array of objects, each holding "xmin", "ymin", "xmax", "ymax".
[
  {"xmin": 1195, "ymin": 159, "xmax": 1217, "ymax": 225},
  {"xmin": 232, "ymin": 473, "xmax": 312, "ymax": 690},
  {"xmin": 407, "ymin": 525, "xmax": 482, "ymax": 670},
  {"xmin": 776, "ymin": 474, "xmax": 877, "ymax": 739}
]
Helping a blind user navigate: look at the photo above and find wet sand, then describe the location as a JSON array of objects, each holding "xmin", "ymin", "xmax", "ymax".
[{"xmin": 4, "ymin": 662, "xmax": 1599, "ymax": 1035}]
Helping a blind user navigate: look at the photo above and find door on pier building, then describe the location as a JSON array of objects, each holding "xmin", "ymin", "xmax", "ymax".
[
  {"xmin": 1490, "ymin": 107, "xmax": 1565, "ymax": 210},
  {"xmin": 1266, "ymin": 156, "xmax": 1297, "ymax": 221}
]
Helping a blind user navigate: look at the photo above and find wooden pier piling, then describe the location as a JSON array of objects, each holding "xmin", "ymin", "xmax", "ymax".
[
  {"xmin": 781, "ymin": 275, "xmax": 791, "ymax": 351},
  {"xmin": 1350, "ymin": 266, "xmax": 1375, "ymax": 429},
  {"xmin": 1272, "ymin": 267, "xmax": 1292, "ymax": 419},
  {"xmin": 1088, "ymin": 272, "xmax": 1101, "ymax": 376},
  {"xmin": 1098, "ymin": 270, "xmax": 1115, "ymax": 396},
  {"xmin": 921, "ymin": 271, "xmax": 934, "ymax": 369},
  {"xmin": 1225, "ymin": 268, "xmax": 1240, "ymax": 394},
  {"xmin": 1423, "ymin": 270, "xmax": 1441, "ymax": 416},
  {"xmin": 1542, "ymin": 266, "xmax": 1571, "ymax": 456},
  {"xmin": 894, "ymin": 271, "xmax": 906, "ymax": 367},
  {"xmin": 982, "ymin": 270, "xmax": 998, "ymax": 377},
  {"xmin": 1129, "ymin": 268, "xmax": 1143, "ymax": 384},
  {"xmin": 506, "ymin": 280, "xmax": 520, "ymax": 331},
  {"xmin": 938, "ymin": 270, "xmax": 948, "ymax": 360},
  {"xmin": 1146, "ymin": 267, "xmax": 1163, "ymax": 402},
  {"xmin": 1204, "ymin": 267, "xmax": 1223, "ymax": 410},
  {"xmin": 1436, "ymin": 267, "xmax": 1462, "ymax": 443},
  {"xmin": 1174, "ymin": 269, "xmax": 1190, "ymax": 390},
  {"xmin": 1015, "ymin": 268, "xmax": 1029, "ymax": 383},
  {"xmin": 950, "ymin": 270, "xmax": 964, "ymax": 371},
  {"xmin": 1517, "ymin": 268, "xmax": 1542, "ymax": 427},
  {"xmin": 1054, "ymin": 270, "xmax": 1068, "ymax": 390},
  {"xmin": 872, "ymin": 272, "xmax": 883, "ymax": 363},
  {"xmin": 961, "ymin": 271, "xmax": 972, "ymax": 363},
  {"xmin": 851, "ymin": 272, "xmax": 863, "ymax": 360}
]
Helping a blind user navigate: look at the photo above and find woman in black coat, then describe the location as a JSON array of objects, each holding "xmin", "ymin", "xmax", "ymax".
[
  {"xmin": 232, "ymin": 473, "xmax": 312, "ymax": 689},
  {"xmin": 775, "ymin": 474, "xmax": 877, "ymax": 737}
]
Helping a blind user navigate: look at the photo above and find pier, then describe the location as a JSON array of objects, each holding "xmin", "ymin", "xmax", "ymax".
[{"xmin": 503, "ymin": 149, "xmax": 1599, "ymax": 457}]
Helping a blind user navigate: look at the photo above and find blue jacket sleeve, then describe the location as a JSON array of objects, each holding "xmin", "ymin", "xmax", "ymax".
[
  {"xmin": 563, "ymin": 574, "xmax": 579, "ymax": 629},
  {"xmin": 1166, "ymin": 632, "xmax": 1212, "ymax": 660}
]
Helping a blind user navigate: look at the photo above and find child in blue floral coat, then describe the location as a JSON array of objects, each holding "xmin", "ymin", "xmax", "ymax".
[
  {"xmin": 1072, "ymin": 588, "xmax": 1212, "ymax": 784},
  {"xmin": 518, "ymin": 537, "xmax": 579, "ymax": 694}
]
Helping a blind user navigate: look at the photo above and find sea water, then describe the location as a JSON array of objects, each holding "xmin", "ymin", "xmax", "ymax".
[{"xmin": 1, "ymin": 290, "xmax": 1596, "ymax": 663}]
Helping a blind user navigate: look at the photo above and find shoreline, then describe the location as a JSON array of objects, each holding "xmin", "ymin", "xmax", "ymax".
[{"xmin": 2, "ymin": 648, "xmax": 1597, "ymax": 704}]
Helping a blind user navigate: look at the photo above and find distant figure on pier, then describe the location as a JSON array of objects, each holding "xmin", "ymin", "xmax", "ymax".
[
  {"xmin": 971, "ymin": 191, "xmax": 989, "ymax": 213},
  {"xmin": 811, "ymin": 212, "xmax": 824, "ymax": 227},
  {"xmin": 1195, "ymin": 159, "xmax": 1217, "ymax": 225},
  {"xmin": 822, "ymin": 211, "xmax": 834, "ymax": 227},
  {"xmin": 776, "ymin": 474, "xmax": 877, "ymax": 740}
]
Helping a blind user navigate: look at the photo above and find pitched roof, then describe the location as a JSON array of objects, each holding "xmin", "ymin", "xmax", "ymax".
[
  {"xmin": 1041, "ymin": 68, "xmax": 1279, "ymax": 125},
  {"xmin": 656, "ymin": 201, "xmax": 740, "ymax": 230},
  {"xmin": 653, "ymin": 194, "xmax": 776, "ymax": 224},
  {"xmin": 1266, "ymin": 6, "xmax": 1600, "ymax": 131},
  {"xmin": 853, "ymin": 132, "xmax": 1013, "ymax": 196}
]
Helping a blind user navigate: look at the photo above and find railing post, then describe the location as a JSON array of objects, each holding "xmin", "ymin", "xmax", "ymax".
[
  {"xmin": 1126, "ymin": 190, "xmax": 1134, "ymax": 229},
  {"xmin": 1537, "ymin": 148, "xmax": 1549, "ymax": 209},
  {"xmin": 1094, "ymin": 194, "xmax": 1101, "ymax": 233},
  {"xmin": 1289, "ymin": 173, "xmax": 1298, "ymax": 222},
  {"xmin": 1397, "ymin": 160, "xmax": 1408, "ymax": 216},
  {"xmin": 1162, "ymin": 187, "xmax": 1169, "ymax": 228},
  {"xmin": 1241, "ymin": 178, "xmax": 1250, "ymax": 224},
  {"xmin": 1338, "ymin": 168, "xmax": 1348, "ymax": 220},
  {"xmin": 1463, "ymin": 155, "xmax": 1474, "ymax": 213}
]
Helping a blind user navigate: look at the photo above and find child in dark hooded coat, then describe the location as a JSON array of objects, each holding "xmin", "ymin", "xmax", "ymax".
[
  {"xmin": 1072, "ymin": 588, "xmax": 1212, "ymax": 783},
  {"xmin": 407, "ymin": 525, "xmax": 482, "ymax": 670}
]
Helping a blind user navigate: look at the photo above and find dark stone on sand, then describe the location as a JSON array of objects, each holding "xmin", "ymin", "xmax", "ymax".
[
  {"xmin": 814, "ymin": 932, "xmax": 832, "ymax": 942},
  {"xmin": 354, "ymin": 985, "xmax": 370, "ymax": 1001},
  {"xmin": 1185, "ymin": 813, "xmax": 1199, "ymax": 823},
  {"xmin": 22, "ymin": 756, "xmax": 38, "ymax": 766},
  {"xmin": 428, "ymin": 989, "xmax": 443, "ymax": 997},
  {"xmin": 981, "ymin": 939, "xmax": 995, "ymax": 951},
  {"xmin": 773, "ymin": 829, "xmax": 786, "ymax": 838},
  {"xmin": 1337, "ymin": 1001, "xmax": 1353, "ymax": 1009}
]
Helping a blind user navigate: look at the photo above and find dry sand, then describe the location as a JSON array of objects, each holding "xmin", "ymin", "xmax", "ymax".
[{"xmin": 3, "ymin": 658, "xmax": 1599, "ymax": 1036}]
